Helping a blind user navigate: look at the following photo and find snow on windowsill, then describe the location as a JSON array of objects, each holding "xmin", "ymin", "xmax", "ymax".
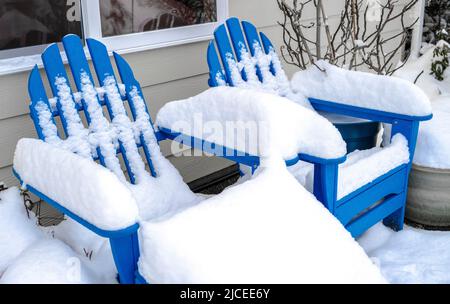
[
  {"xmin": 0, "ymin": 47, "xmax": 91, "ymax": 76},
  {"xmin": 0, "ymin": 54, "xmax": 44, "ymax": 76},
  {"xmin": 0, "ymin": 34, "xmax": 214, "ymax": 77}
]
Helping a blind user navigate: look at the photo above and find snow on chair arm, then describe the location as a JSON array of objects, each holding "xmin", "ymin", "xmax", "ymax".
[
  {"xmin": 13, "ymin": 139, "xmax": 140, "ymax": 235},
  {"xmin": 156, "ymin": 87, "xmax": 347, "ymax": 162},
  {"xmin": 292, "ymin": 61, "xmax": 433, "ymax": 121}
]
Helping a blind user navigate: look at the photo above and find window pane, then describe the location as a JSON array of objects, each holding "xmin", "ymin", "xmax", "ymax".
[
  {"xmin": 423, "ymin": 1, "xmax": 450, "ymax": 44},
  {"xmin": 0, "ymin": 0, "xmax": 82, "ymax": 52},
  {"xmin": 100, "ymin": 0, "xmax": 217, "ymax": 37}
]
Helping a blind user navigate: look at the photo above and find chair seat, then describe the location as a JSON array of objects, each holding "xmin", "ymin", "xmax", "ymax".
[
  {"xmin": 289, "ymin": 134, "xmax": 410, "ymax": 200},
  {"xmin": 136, "ymin": 165, "xmax": 385, "ymax": 284}
]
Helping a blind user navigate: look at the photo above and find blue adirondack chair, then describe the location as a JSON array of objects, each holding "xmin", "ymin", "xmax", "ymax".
[
  {"xmin": 201, "ymin": 17, "xmax": 432, "ymax": 237},
  {"xmin": 15, "ymin": 35, "xmax": 151, "ymax": 283},
  {"xmin": 19, "ymin": 34, "xmax": 324, "ymax": 284},
  {"xmin": 15, "ymin": 30, "xmax": 428, "ymax": 283}
]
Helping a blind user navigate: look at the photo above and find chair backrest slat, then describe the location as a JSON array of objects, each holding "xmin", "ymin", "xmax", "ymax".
[
  {"xmin": 226, "ymin": 17, "xmax": 263, "ymax": 82},
  {"xmin": 208, "ymin": 18, "xmax": 282, "ymax": 88},
  {"xmin": 28, "ymin": 35, "xmax": 160, "ymax": 183},
  {"xmin": 213, "ymin": 24, "xmax": 240, "ymax": 86},
  {"xmin": 207, "ymin": 42, "xmax": 226, "ymax": 87},
  {"xmin": 113, "ymin": 51, "xmax": 157, "ymax": 177},
  {"xmin": 41, "ymin": 44, "xmax": 76, "ymax": 138},
  {"xmin": 29, "ymin": 67, "xmax": 58, "ymax": 141}
]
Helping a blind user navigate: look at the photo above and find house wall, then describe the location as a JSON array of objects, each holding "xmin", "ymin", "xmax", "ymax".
[{"xmin": 0, "ymin": 0, "xmax": 412, "ymax": 187}]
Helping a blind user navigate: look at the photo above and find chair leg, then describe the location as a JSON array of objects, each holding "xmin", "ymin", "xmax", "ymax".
[
  {"xmin": 109, "ymin": 232, "xmax": 140, "ymax": 284},
  {"xmin": 313, "ymin": 163, "xmax": 338, "ymax": 214},
  {"xmin": 382, "ymin": 195, "xmax": 406, "ymax": 231}
]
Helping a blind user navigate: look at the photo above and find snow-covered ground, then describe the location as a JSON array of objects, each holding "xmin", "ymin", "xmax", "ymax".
[
  {"xmin": 2, "ymin": 185, "xmax": 450, "ymax": 284},
  {"xmin": 0, "ymin": 187, "xmax": 115, "ymax": 284},
  {"xmin": 2, "ymin": 39, "xmax": 448, "ymax": 284},
  {"xmin": 359, "ymin": 223, "xmax": 450, "ymax": 284}
]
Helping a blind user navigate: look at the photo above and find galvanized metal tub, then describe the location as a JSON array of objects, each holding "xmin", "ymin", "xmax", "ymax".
[{"xmin": 406, "ymin": 164, "xmax": 450, "ymax": 228}]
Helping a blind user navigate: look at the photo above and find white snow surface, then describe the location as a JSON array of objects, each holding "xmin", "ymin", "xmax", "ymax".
[
  {"xmin": 291, "ymin": 60, "xmax": 432, "ymax": 117},
  {"xmin": 41, "ymin": 219, "xmax": 118, "ymax": 283},
  {"xmin": 138, "ymin": 162, "xmax": 386, "ymax": 284},
  {"xmin": 0, "ymin": 187, "xmax": 116, "ymax": 284},
  {"xmin": 223, "ymin": 44, "xmax": 313, "ymax": 109},
  {"xmin": 0, "ymin": 187, "xmax": 43, "ymax": 274},
  {"xmin": 337, "ymin": 134, "xmax": 410, "ymax": 199},
  {"xmin": 359, "ymin": 223, "xmax": 450, "ymax": 284},
  {"xmin": 126, "ymin": 86, "xmax": 201, "ymax": 221},
  {"xmin": 156, "ymin": 86, "xmax": 347, "ymax": 161},
  {"xmin": 29, "ymin": 74, "xmax": 201, "ymax": 223},
  {"xmin": 394, "ymin": 42, "xmax": 450, "ymax": 169},
  {"xmin": 13, "ymin": 138, "xmax": 140, "ymax": 231},
  {"xmin": 0, "ymin": 239, "xmax": 101, "ymax": 284}
]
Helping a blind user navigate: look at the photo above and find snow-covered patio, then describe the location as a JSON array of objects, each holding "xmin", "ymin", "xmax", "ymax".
[{"xmin": 1, "ymin": 0, "xmax": 450, "ymax": 286}]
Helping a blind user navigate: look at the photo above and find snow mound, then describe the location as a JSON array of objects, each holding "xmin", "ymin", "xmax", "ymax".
[
  {"xmin": 394, "ymin": 43, "xmax": 450, "ymax": 169},
  {"xmin": 0, "ymin": 239, "xmax": 101, "ymax": 284},
  {"xmin": 156, "ymin": 86, "xmax": 347, "ymax": 161},
  {"xmin": 0, "ymin": 187, "xmax": 43, "ymax": 274},
  {"xmin": 13, "ymin": 138, "xmax": 139, "ymax": 231},
  {"xmin": 291, "ymin": 60, "xmax": 432, "ymax": 117},
  {"xmin": 138, "ymin": 163, "xmax": 386, "ymax": 284},
  {"xmin": 359, "ymin": 223, "xmax": 450, "ymax": 284},
  {"xmin": 413, "ymin": 97, "xmax": 450, "ymax": 169},
  {"xmin": 42, "ymin": 219, "xmax": 118, "ymax": 283}
]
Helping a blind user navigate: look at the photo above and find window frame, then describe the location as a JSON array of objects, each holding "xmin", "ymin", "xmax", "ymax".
[
  {"xmin": 81, "ymin": 0, "xmax": 229, "ymax": 53},
  {"xmin": 410, "ymin": 0, "xmax": 426, "ymax": 58}
]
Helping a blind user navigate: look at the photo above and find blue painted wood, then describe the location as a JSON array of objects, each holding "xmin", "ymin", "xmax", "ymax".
[
  {"xmin": 159, "ymin": 127, "xmax": 260, "ymax": 167},
  {"xmin": 259, "ymin": 32, "xmax": 275, "ymax": 54},
  {"xmin": 62, "ymin": 35, "xmax": 107, "ymax": 168},
  {"xmin": 26, "ymin": 35, "xmax": 169, "ymax": 284},
  {"xmin": 206, "ymin": 17, "xmax": 433, "ymax": 239},
  {"xmin": 13, "ymin": 169, "xmax": 139, "ymax": 239},
  {"xmin": 41, "ymin": 43, "xmax": 76, "ymax": 138},
  {"xmin": 14, "ymin": 168, "xmax": 140, "ymax": 284},
  {"xmin": 135, "ymin": 271, "xmax": 148, "ymax": 284},
  {"xmin": 382, "ymin": 120, "xmax": 421, "ymax": 231},
  {"xmin": 313, "ymin": 163, "xmax": 338, "ymax": 213},
  {"xmin": 207, "ymin": 41, "xmax": 226, "ymax": 86},
  {"xmin": 347, "ymin": 194, "xmax": 405, "ymax": 238},
  {"xmin": 226, "ymin": 18, "xmax": 249, "ymax": 62},
  {"xmin": 336, "ymin": 165, "xmax": 407, "ymax": 207},
  {"xmin": 28, "ymin": 66, "xmax": 57, "ymax": 141},
  {"xmin": 213, "ymin": 24, "xmax": 239, "ymax": 86},
  {"xmin": 336, "ymin": 166, "xmax": 407, "ymax": 225},
  {"xmin": 241, "ymin": 21, "xmax": 262, "ymax": 56},
  {"xmin": 309, "ymin": 98, "xmax": 433, "ymax": 123},
  {"xmin": 158, "ymin": 127, "xmax": 347, "ymax": 169},
  {"xmin": 112, "ymin": 50, "xmax": 157, "ymax": 177},
  {"xmin": 110, "ymin": 233, "xmax": 140, "ymax": 284}
]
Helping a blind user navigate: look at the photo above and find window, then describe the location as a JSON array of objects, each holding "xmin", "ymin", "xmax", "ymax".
[
  {"xmin": 82, "ymin": 0, "xmax": 228, "ymax": 52},
  {"xmin": 409, "ymin": 0, "xmax": 450, "ymax": 58},
  {"xmin": 0, "ymin": 0, "xmax": 228, "ymax": 72},
  {"xmin": 0, "ymin": 0, "xmax": 82, "ymax": 59}
]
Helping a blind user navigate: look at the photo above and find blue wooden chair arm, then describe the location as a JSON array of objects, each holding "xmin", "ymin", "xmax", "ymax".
[
  {"xmin": 157, "ymin": 127, "xmax": 347, "ymax": 170},
  {"xmin": 12, "ymin": 168, "xmax": 140, "ymax": 284},
  {"xmin": 309, "ymin": 98, "xmax": 433, "ymax": 124},
  {"xmin": 13, "ymin": 168, "xmax": 139, "ymax": 238}
]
